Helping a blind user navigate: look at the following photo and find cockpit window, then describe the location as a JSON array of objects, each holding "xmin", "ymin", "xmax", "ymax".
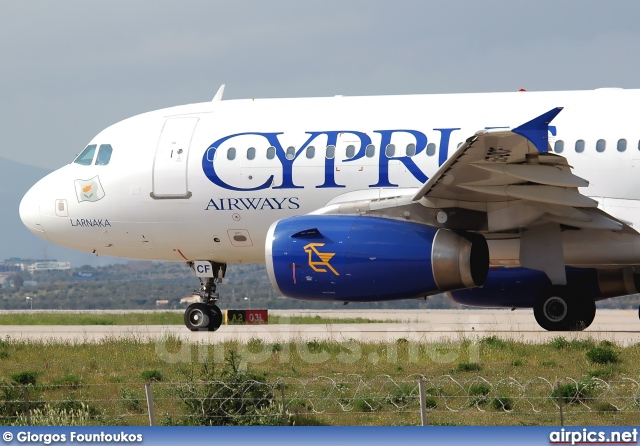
[
  {"xmin": 74, "ymin": 145, "xmax": 97, "ymax": 165},
  {"xmin": 95, "ymin": 144, "xmax": 113, "ymax": 165}
]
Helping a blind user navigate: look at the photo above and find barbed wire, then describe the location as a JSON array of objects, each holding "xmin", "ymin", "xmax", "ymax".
[{"xmin": 0, "ymin": 375, "xmax": 639, "ymax": 425}]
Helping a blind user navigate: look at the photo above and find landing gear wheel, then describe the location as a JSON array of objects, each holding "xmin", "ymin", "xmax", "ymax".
[
  {"xmin": 534, "ymin": 285, "xmax": 593, "ymax": 331},
  {"xmin": 184, "ymin": 303, "xmax": 213, "ymax": 331},
  {"xmin": 185, "ymin": 261, "xmax": 227, "ymax": 332},
  {"xmin": 207, "ymin": 304, "xmax": 223, "ymax": 331},
  {"xmin": 575, "ymin": 298, "xmax": 596, "ymax": 330}
]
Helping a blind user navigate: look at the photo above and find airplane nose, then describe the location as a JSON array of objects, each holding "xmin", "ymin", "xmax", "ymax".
[{"xmin": 19, "ymin": 184, "xmax": 45, "ymax": 234}]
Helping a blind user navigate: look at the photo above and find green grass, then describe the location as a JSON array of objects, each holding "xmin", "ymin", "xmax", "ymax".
[
  {"xmin": 586, "ymin": 346, "xmax": 620, "ymax": 365},
  {"xmin": 0, "ymin": 313, "xmax": 183, "ymax": 326},
  {"xmin": 456, "ymin": 362, "xmax": 481, "ymax": 372},
  {"xmin": 0, "ymin": 336, "xmax": 638, "ymax": 425},
  {"xmin": 0, "ymin": 312, "xmax": 391, "ymax": 326}
]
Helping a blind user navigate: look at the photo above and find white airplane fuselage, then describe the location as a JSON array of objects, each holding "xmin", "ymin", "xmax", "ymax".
[{"xmin": 19, "ymin": 88, "xmax": 640, "ymax": 267}]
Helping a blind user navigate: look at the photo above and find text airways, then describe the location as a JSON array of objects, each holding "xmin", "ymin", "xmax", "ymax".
[{"xmin": 205, "ymin": 197, "xmax": 300, "ymax": 211}]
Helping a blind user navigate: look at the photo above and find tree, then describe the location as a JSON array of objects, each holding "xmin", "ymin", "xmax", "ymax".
[{"xmin": 12, "ymin": 273, "xmax": 24, "ymax": 289}]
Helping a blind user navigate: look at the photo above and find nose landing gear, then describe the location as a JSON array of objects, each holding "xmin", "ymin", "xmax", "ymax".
[
  {"xmin": 184, "ymin": 302, "xmax": 223, "ymax": 331},
  {"xmin": 184, "ymin": 261, "xmax": 226, "ymax": 332}
]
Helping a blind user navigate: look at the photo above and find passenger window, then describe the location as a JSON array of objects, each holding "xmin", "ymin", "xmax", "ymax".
[
  {"xmin": 385, "ymin": 144, "xmax": 396, "ymax": 157},
  {"xmin": 286, "ymin": 146, "xmax": 296, "ymax": 160},
  {"xmin": 554, "ymin": 140, "xmax": 564, "ymax": 153},
  {"xmin": 365, "ymin": 144, "xmax": 375, "ymax": 158},
  {"xmin": 95, "ymin": 144, "xmax": 113, "ymax": 165},
  {"xmin": 596, "ymin": 139, "xmax": 606, "ymax": 152},
  {"xmin": 575, "ymin": 140, "xmax": 585, "ymax": 153},
  {"xmin": 267, "ymin": 146, "xmax": 276, "ymax": 160},
  {"xmin": 346, "ymin": 145, "xmax": 356, "ymax": 159},
  {"xmin": 326, "ymin": 145, "xmax": 335, "ymax": 159},
  {"xmin": 406, "ymin": 143, "xmax": 416, "ymax": 157},
  {"xmin": 618, "ymin": 139, "xmax": 627, "ymax": 152},
  {"xmin": 426, "ymin": 143, "xmax": 436, "ymax": 156},
  {"xmin": 74, "ymin": 145, "xmax": 97, "ymax": 165},
  {"xmin": 306, "ymin": 146, "xmax": 315, "ymax": 159},
  {"xmin": 247, "ymin": 147, "xmax": 256, "ymax": 160},
  {"xmin": 227, "ymin": 147, "xmax": 236, "ymax": 160}
]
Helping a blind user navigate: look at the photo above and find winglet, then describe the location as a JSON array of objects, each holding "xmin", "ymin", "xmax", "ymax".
[
  {"xmin": 512, "ymin": 107, "xmax": 563, "ymax": 153},
  {"xmin": 212, "ymin": 84, "xmax": 225, "ymax": 102}
]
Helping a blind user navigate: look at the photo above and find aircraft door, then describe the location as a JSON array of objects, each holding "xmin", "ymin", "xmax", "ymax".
[{"xmin": 151, "ymin": 117, "xmax": 199, "ymax": 199}]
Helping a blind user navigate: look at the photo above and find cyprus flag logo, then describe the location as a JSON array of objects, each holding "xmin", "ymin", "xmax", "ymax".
[{"xmin": 74, "ymin": 176, "xmax": 106, "ymax": 203}]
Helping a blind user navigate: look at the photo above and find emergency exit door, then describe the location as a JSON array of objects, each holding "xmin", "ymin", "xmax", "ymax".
[{"xmin": 151, "ymin": 117, "xmax": 199, "ymax": 198}]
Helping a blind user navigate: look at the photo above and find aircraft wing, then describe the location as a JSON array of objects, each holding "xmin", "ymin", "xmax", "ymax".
[{"xmin": 409, "ymin": 107, "xmax": 625, "ymax": 234}]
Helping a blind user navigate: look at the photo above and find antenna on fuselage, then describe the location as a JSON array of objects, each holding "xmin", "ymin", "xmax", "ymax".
[{"xmin": 212, "ymin": 84, "xmax": 225, "ymax": 102}]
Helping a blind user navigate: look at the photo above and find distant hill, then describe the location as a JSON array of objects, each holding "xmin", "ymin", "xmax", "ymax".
[{"xmin": 0, "ymin": 157, "xmax": 114, "ymax": 266}]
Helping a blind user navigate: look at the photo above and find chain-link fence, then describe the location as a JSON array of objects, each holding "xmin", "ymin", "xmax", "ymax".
[{"xmin": 2, "ymin": 374, "xmax": 640, "ymax": 426}]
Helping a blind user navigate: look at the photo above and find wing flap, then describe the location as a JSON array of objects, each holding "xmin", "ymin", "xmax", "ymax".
[
  {"xmin": 457, "ymin": 184, "xmax": 598, "ymax": 208},
  {"xmin": 532, "ymin": 203, "xmax": 592, "ymax": 222},
  {"xmin": 542, "ymin": 211, "xmax": 623, "ymax": 231},
  {"xmin": 470, "ymin": 163, "xmax": 588, "ymax": 188}
]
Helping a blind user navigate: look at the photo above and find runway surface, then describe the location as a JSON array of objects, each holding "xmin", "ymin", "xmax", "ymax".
[{"xmin": 1, "ymin": 309, "xmax": 640, "ymax": 345}]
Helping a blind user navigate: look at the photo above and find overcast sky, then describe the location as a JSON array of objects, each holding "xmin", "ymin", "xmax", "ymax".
[{"xmin": 2, "ymin": 1, "xmax": 640, "ymax": 170}]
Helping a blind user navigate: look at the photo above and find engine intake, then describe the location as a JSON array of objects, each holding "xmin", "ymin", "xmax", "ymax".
[{"xmin": 265, "ymin": 215, "xmax": 488, "ymax": 302}]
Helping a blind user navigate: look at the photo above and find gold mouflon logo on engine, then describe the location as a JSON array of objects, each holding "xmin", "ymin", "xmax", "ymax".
[{"xmin": 303, "ymin": 243, "xmax": 340, "ymax": 276}]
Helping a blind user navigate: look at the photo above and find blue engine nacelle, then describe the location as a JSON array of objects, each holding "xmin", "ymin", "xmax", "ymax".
[
  {"xmin": 265, "ymin": 215, "xmax": 489, "ymax": 302},
  {"xmin": 448, "ymin": 266, "xmax": 640, "ymax": 308}
]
